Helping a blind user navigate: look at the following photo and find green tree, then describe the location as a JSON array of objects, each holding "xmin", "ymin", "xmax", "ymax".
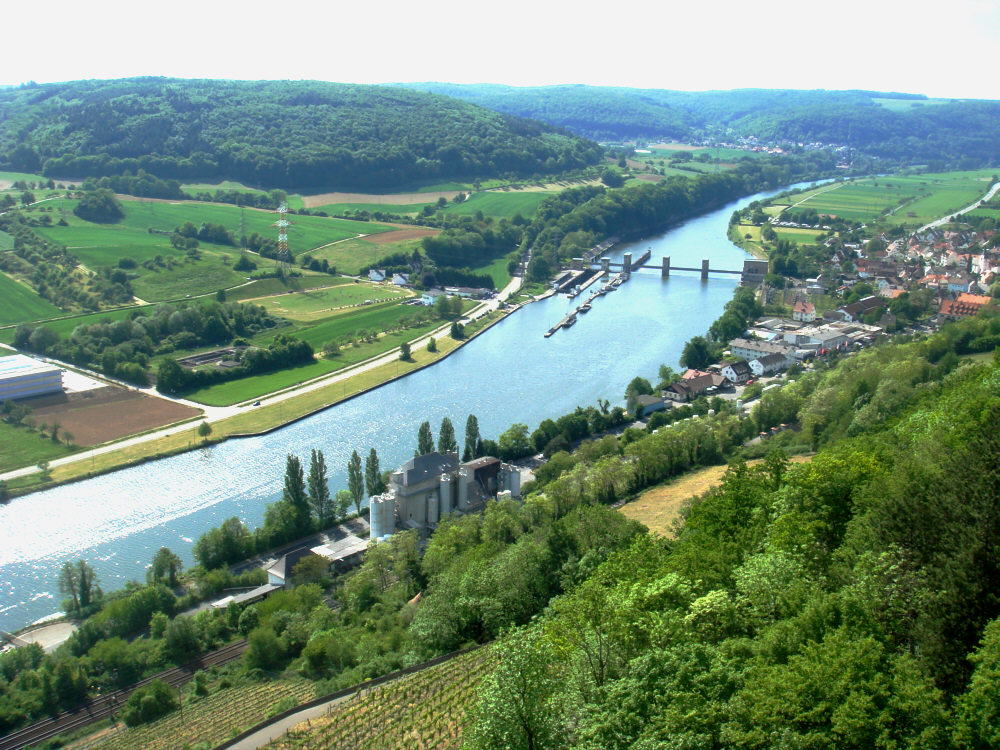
[
  {"xmin": 399, "ymin": 341, "xmax": 411, "ymax": 361},
  {"xmin": 498, "ymin": 423, "xmax": 532, "ymax": 460},
  {"xmin": 464, "ymin": 414, "xmax": 481, "ymax": 461},
  {"xmin": 365, "ymin": 448, "xmax": 385, "ymax": 498},
  {"xmin": 466, "ymin": 626, "xmax": 564, "ymax": 750},
  {"xmin": 624, "ymin": 376, "xmax": 653, "ymax": 413},
  {"xmin": 438, "ymin": 417, "xmax": 458, "ymax": 454},
  {"xmin": 347, "ymin": 449, "xmax": 365, "ymax": 514},
  {"xmin": 148, "ymin": 547, "xmax": 182, "ymax": 587},
  {"xmin": 450, "ymin": 321, "xmax": 464, "ymax": 339},
  {"xmin": 120, "ymin": 679, "xmax": 178, "ymax": 727},
  {"xmin": 417, "ymin": 421, "xmax": 435, "ymax": 456},
  {"xmin": 282, "ymin": 454, "xmax": 311, "ymax": 534},
  {"xmin": 307, "ymin": 449, "xmax": 333, "ymax": 527},
  {"xmin": 427, "ymin": 336, "xmax": 437, "ymax": 353},
  {"xmin": 197, "ymin": 421, "xmax": 212, "ymax": 441},
  {"xmin": 335, "ymin": 488, "xmax": 353, "ymax": 520},
  {"xmin": 434, "ymin": 293, "xmax": 451, "ymax": 319},
  {"xmin": 156, "ymin": 358, "xmax": 187, "ymax": 394},
  {"xmin": 680, "ymin": 335, "xmax": 713, "ymax": 369}
]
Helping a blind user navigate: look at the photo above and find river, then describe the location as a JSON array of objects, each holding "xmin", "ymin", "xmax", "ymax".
[{"xmin": 0, "ymin": 182, "xmax": 815, "ymax": 632}]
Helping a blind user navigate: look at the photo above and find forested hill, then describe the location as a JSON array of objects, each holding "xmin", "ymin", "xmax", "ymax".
[
  {"xmin": 403, "ymin": 83, "xmax": 1000, "ymax": 167},
  {"xmin": 0, "ymin": 78, "xmax": 602, "ymax": 190}
]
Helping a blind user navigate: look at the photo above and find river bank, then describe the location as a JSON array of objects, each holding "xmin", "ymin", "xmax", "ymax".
[{"xmin": 2, "ymin": 288, "xmax": 525, "ymax": 497}]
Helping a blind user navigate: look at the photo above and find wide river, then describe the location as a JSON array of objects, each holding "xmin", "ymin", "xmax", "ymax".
[{"xmin": 0, "ymin": 182, "xmax": 813, "ymax": 632}]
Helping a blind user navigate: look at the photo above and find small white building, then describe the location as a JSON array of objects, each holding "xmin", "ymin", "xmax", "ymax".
[
  {"xmin": 368, "ymin": 269, "xmax": 386, "ymax": 282},
  {"xmin": 792, "ymin": 300, "xmax": 816, "ymax": 323},
  {"xmin": 749, "ymin": 352, "xmax": 788, "ymax": 377},
  {"xmin": 421, "ymin": 289, "xmax": 447, "ymax": 306},
  {"xmin": 0, "ymin": 354, "xmax": 63, "ymax": 401},
  {"xmin": 721, "ymin": 360, "xmax": 753, "ymax": 383}
]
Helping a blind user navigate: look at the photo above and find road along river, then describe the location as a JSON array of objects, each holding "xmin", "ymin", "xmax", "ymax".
[{"xmin": 0, "ymin": 182, "xmax": 817, "ymax": 631}]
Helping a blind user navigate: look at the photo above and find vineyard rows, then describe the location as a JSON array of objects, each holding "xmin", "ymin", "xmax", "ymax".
[
  {"xmin": 70, "ymin": 679, "xmax": 315, "ymax": 750},
  {"xmin": 269, "ymin": 648, "xmax": 495, "ymax": 750}
]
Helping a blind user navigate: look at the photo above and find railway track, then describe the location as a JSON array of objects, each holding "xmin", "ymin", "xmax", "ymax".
[{"xmin": 0, "ymin": 639, "xmax": 247, "ymax": 750}]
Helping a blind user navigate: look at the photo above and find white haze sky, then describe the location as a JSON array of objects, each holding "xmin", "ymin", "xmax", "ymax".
[{"xmin": 3, "ymin": 0, "xmax": 1000, "ymax": 99}]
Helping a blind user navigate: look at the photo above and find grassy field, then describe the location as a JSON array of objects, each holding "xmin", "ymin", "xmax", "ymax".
[
  {"xmin": 442, "ymin": 190, "xmax": 550, "ymax": 218},
  {"xmin": 251, "ymin": 284, "xmax": 412, "ymax": 322},
  {"xmin": 225, "ymin": 274, "xmax": 349, "ymax": 301},
  {"xmin": 0, "ymin": 422, "xmax": 76, "ymax": 473},
  {"xmin": 74, "ymin": 678, "xmax": 316, "ymax": 750},
  {"xmin": 0, "ymin": 271, "xmax": 62, "ymax": 325},
  {"xmin": 775, "ymin": 171, "xmax": 997, "ymax": 226},
  {"xmin": 309, "ymin": 235, "xmax": 426, "ymax": 276},
  {"xmin": 774, "ymin": 226, "xmax": 825, "ymax": 244},
  {"xmin": 619, "ymin": 455, "xmax": 813, "ymax": 537},
  {"xmin": 34, "ymin": 198, "xmax": 387, "ymax": 258},
  {"xmin": 268, "ymin": 647, "xmax": 495, "ymax": 750},
  {"xmin": 20, "ymin": 198, "xmax": 404, "ymax": 302}
]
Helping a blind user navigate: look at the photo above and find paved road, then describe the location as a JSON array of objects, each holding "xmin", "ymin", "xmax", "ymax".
[{"xmin": 0, "ymin": 275, "xmax": 524, "ymax": 482}]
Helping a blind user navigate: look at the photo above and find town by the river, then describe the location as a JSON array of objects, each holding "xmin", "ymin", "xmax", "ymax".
[{"xmin": 0, "ymin": 183, "xmax": 816, "ymax": 632}]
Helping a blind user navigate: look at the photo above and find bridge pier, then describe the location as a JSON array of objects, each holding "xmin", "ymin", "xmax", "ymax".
[
  {"xmin": 601, "ymin": 257, "xmax": 610, "ymax": 273},
  {"xmin": 622, "ymin": 252, "xmax": 632, "ymax": 278},
  {"xmin": 662, "ymin": 256, "xmax": 670, "ymax": 278},
  {"xmin": 701, "ymin": 258, "xmax": 710, "ymax": 281}
]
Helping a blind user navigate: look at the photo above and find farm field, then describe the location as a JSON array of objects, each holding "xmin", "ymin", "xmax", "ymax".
[
  {"xmin": 0, "ymin": 271, "xmax": 62, "ymax": 325},
  {"xmin": 776, "ymin": 170, "xmax": 997, "ymax": 225},
  {"xmin": 441, "ymin": 189, "xmax": 551, "ymax": 218},
  {"xmin": 309, "ymin": 233, "xmax": 432, "ymax": 276},
  {"xmin": 250, "ymin": 283, "xmax": 412, "ymax": 322},
  {"xmin": 774, "ymin": 226, "xmax": 825, "ymax": 244},
  {"xmin": 34, "ymin": 198, "xmax": 387, "ymax": 259},
  {"xmin": 74, "ymin": 678, "xmax": 316, "ymax": 750},
  {"xmin": 0, "ymin": 421, "xmax": 76, "ymax": 473},
  {"xmin": 0, "ymin": 306, "xmax": 140, "ymax": 344},
  {"xmin": 267, "ymin": 647, "xmax": 494, "ymax": 750},
  {"xmin": 22, "ymin": 198, "xmax": 401, "ymax": 302},
  {"xmin": 225, "ymin": 274, "xmax": 346, "ymax": 301},
  {"xmin": 184, "ymin": 300, "xmax": 473, "ymax": 406}
]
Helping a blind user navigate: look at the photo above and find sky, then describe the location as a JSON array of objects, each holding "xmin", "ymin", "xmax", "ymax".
[{"xmin": 4, "ymin": 0, "xmax": 1000, "ymax": 99}]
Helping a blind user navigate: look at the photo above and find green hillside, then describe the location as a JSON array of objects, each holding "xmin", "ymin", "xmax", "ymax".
[
  {"xmin": 0, "ymin": 79, "xmax": 602, "ymax": 191},
  {"xmin": 404, "ymin": 83, "xmax": 1000, "ymax": 167}
]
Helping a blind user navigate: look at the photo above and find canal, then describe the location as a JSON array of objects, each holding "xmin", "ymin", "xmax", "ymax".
[{"xmin": 0, "ymin": 182, "xmax": 814, "ymax": 631}]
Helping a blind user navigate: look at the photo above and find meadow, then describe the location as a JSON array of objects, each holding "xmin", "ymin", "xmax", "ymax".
[
  {"xmin": 249, "ymin": 283, "xmax": 412, "ymax": 322},
  {"xmin": 309, "ymin": 236, "xmax": 426, "ymax": 276},
  {"xmin": 0, "ymin": 272, "xmax": 62, "ymax": 325},
  {"xmin": 0, "ymin": 421, "xmax": 76, "ymax": 473},
  {"xmin": 773, "ymin": 170, "xmax": 997, "ymax": 226},
  {"xmin": 440, "ymin": 190, "xmax": 550, "ymax": 218}
]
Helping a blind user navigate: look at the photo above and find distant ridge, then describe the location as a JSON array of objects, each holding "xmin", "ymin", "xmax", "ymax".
[{"xmin": 0, "ymin": 78, "xmax": 602, "ymax": 191}]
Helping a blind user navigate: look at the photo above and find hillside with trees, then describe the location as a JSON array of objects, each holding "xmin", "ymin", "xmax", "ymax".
[
  {"xmin": 0, "ymin": 79, "xmax": 602, "ymax": 190},
  {"xmin": 404, "ymin": 84, "xmax": 1000, "ymax": 167}
]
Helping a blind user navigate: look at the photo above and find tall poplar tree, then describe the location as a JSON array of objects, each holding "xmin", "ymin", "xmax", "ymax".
[
  {"xmin": 307, "ymin": 448, "xmax": 333, "ymax": 528},
  {"xmin": 464, "ymin": 414, "xmax": 480, "ymax": 461},
  {"xmin": 365, "ymin": 448, "xmax": 386, "ymax": 497},
  {"xmin": 283, "ymin": 454, "xmax": 311, "ymax": 534},
  {"xmin": 438, "ymin": 417, "xmax": 458, "ymax": 454},
  {"xmin": 417, "ymin": 421, "xmax": 435, "ymax": 456},
  {"xmin": 348, "ymin": 450, "xmax": 364, "ymax": 515}
]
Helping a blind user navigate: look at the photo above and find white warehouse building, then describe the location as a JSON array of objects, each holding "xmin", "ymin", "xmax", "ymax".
[{"xmin": 0, "ymin": 354, "xmax": 64, "ymax": 401}]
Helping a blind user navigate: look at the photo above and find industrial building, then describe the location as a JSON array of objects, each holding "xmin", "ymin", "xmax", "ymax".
[
  {"xmin": 0, "ymin": 354, "xmax": 64, "ymax": 401},
  {"xmin": 370, "ymin": 451, "xmax": 522, "ymax": 540}
]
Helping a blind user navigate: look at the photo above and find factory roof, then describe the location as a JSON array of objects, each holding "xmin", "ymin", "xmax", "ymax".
[{"xmin": 0, "ymin": 354, "xmax": 61, "ymax": 380}]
